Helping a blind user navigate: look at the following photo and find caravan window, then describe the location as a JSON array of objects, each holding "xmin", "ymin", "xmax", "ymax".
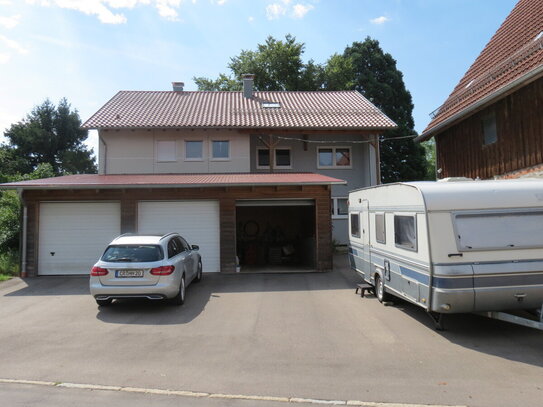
[
  {"xmin": 375, "ymin": 213, "xmax": 386, "ymax": 244},
  {"xmin": 454, "ymin": 211, "xmax": 543, "ymax": 251},
  {"xmin": 350, "ymin": 213, "xmax": 360, "ymax": 238},
  {"xmin": 394, "ymin": 215, "xmax": 417, "ymax": 251}
]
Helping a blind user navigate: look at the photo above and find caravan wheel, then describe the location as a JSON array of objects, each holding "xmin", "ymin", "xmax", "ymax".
[{"xmin": 375, "ymin": 275, "xmax": 389, "ymax": 303}]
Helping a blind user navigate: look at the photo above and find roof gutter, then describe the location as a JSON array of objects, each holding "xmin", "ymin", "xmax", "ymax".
[
  {"xmin": 0, "ymin": 180, "xmax": 347, "ymax": 191},
  {"xmin": 416, "ymin": 64, "xmax": 543, "ymax": 142}
]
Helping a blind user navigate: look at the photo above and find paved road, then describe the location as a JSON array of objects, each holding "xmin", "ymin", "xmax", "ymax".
[{"xmin": 0, "ymin": 255, "xmax": 542, "ymax": 407}]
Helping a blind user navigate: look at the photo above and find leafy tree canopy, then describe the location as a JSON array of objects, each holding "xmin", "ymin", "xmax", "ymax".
[
  {"xmin": 3, "ymin": 98, "xmax": 96, "ymax": 175},
  {"xmin": 343, "ymin": 37, "xmax": 429, "ymax": 182},
  {"xmin": 194, "ymin": 34, "xmax": 324, "ymax": 91}
]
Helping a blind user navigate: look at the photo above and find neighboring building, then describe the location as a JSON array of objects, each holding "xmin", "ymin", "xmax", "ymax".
[
  {"xmin": 2, "ymin": 76, "xmax": 395, "ymax": 277},
  {"xmin": 417, "ymin": 0, "xmax": 543, "ymax": 180}
]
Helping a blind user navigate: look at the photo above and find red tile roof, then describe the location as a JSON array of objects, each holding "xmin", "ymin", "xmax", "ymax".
[
  {"xmin": 82, "ymin": 90, "xmax": 396, "ymax": 130},
  {"xmin": 420, "ymin": 0, "xmax": 543, "ymax": 140},
  {"xmin": 1, "ymin": 173, "xmax": 346, "ymax": 189}
]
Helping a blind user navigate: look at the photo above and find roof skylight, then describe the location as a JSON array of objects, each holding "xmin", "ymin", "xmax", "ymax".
[
  {"xmin": 535, "ymin": 31, "xmax": 543, "ymax": 41},
  {"xmin": 262, "ymin": 101, "xmax": 281, "ymax": 109}
]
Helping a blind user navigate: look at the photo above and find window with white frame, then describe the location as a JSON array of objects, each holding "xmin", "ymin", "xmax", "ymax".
[
  {"xmin": 331, "ymin": 197, "xmax": 348, "ymax": 219},
  {"xmin": 185, "ymin": 140, "xmax": 203, "ymax": 160},
  {"xmin": 211, "ymin": 140, "xmax": 229, "ymax": 160},
  {"xmin": 257, "ymin": 148, "xmax": 292, "ymax": 169},
  {"xmin": 156, "ymin": 140, "xmax": 176, "ymax": 162},
  {"xmin": 318, "ymin": 146, "xmax": 351, "ymax": 168}
]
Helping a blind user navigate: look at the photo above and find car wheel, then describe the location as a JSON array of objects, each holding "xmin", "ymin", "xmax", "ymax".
[
  {"xmin": 171, "ymin": 275, "xmax": 185, "ymax": 306},
  {"xmin": 96, "ymin": 298, "xmax": 112, "ymax": 306},
  {"xmin": 375, "ymin": 275, "xmax": 389, "ymax": 303},
  {"xmin": 194, "ymin": 261, "xmax": 203, "ymax": 283}
]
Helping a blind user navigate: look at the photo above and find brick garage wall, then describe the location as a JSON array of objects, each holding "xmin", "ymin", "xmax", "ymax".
[{"xmin": 21, "ymin": 185, "xmax": 332, "ymax": 276}]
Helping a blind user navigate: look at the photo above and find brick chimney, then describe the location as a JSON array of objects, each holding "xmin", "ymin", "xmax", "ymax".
[
  {"xmin": 172, "ymin": 82, "xmax": 184, "ymax": 92},
  {"xmin": 242, "ymin": 74, "xmax": 255, "ymax": 98}
]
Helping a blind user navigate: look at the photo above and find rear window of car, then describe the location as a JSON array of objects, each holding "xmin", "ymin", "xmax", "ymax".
[{"xmin": 101, "ymin": 245, "xmax": 164, "ymax": 262}]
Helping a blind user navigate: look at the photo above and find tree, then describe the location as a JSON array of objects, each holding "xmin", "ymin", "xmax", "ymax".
[
  {"xmin": 344, "ymin": 38, "xmax": 429, "ymax": 182},
  {"xmin": 0, "ymin": 163, "xmax": 55, "ymax": 254},
  {"xmin": 3, "ymin": 98, "xmax": 96, "ymax": 175},
  {"xmin": 194, "ymin": 34, "xmax": 324, "ymax": 91}
]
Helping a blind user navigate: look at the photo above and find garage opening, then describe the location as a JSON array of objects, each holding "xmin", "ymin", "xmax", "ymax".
[{"xmin": 236, "ymin": 200, "xmax": 316, "ymax": 272}]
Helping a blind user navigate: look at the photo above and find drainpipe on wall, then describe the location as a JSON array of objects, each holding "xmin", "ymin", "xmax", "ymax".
[
  {"xmin": 17, "ymin": 189, "xmax": 27, "ymax": 278},
  {"xmin": 99, "ymin": 134, "xmax": 107, "ymax": 174}
]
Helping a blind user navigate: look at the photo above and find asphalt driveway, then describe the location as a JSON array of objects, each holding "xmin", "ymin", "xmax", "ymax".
[{"xmin": 0, "ymin": 255, "xmax": 542, "ymax": 407}]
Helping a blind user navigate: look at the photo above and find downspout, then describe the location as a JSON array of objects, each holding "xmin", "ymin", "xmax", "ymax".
[
  {"xmin": 17, "ymin": 188, "xmax": 27, "ymax": 278},
  {"xmin": 375, "ymin": 134, "xmax": 381, "ymax": 185},
  {"xmin": 99, "ymin": 134, "xmax": 107, "ymax": 174}
]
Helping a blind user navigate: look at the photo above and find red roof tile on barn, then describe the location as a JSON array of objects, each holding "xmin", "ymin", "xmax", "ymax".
[
  {"xmin": 0, "ymin": 173, "xmax": 346, "ymax": 189},
  {"xmin": 82, "ymin": 90, "xmax": 396, "ymax": 130},
  {"xmin": 420, "ymin": 0, "xmax": 543, "ymax": 140}
]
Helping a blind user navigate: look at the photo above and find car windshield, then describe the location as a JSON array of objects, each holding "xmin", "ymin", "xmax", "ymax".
[{"xmin": 101, "ymin": 245, "xmax": 164, "ymax": 262}]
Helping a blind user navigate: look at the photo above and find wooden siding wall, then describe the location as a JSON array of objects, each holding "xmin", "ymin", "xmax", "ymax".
[
  {"xmin": 21, "ymin": 185, "xmax": 332, "ymax": 277},
  {"xmin": 436, "ymin": 77, "xmax": 543, "ymax": 179}
]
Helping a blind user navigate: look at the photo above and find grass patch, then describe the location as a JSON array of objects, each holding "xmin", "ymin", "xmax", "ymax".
[{"xmin": 0, "ymin": 250, "xmax": 19, "ymax": 280}]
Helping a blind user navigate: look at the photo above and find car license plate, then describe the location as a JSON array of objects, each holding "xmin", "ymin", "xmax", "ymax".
[{"xmin": 116, "ymin": 269, "xmax": 144, "ymax": 278}]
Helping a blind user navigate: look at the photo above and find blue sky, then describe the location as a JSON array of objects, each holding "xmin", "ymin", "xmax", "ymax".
[{"xmin": 0, "ymin": 0, "xmax": 517, "ymax": 155}]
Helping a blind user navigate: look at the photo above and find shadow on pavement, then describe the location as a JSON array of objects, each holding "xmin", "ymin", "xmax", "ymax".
[{"xmin": 380, "ymin": 295, "xmax": 543, "ymax": 368}]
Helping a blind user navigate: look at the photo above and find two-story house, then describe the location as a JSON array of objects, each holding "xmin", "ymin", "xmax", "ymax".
[
  {"xmin": 417, "ymin": 0, "xmax": 543, "ymax": 179},
  {"xmin": 4, "ymin": 75, "xmax": 395, "ymax": 276}
]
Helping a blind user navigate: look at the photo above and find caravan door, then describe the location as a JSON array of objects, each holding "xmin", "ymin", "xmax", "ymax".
[{"xmin": 361, "ymin": 200, "xmax": 371, "ymax": 275}]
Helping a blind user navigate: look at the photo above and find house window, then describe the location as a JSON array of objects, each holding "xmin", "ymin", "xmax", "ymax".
[
  {"xmin": 185, "ymin": 141, "xmax": 203, "ymax": 160},
  {"xmin": 350, "ymin": 213, "xmax": 360, "ymax": 238},
  {"xmin": 211, "ymin": 140, "xmax": 229, "ymax": 160},
  {"xmin": 375, "ymin": 213, "xmax": 386, "ymax": 244},
  {"xmin": 482, "ymin": 112, "xmax": 497, "ymax": 145},
  {"xmin": 257, "ymin": 148, "xmax": 292, "ymax": 169},
  {"xmin": 318, "ymin": 147, "xmax": 351, "ymax": 168},
  {"xmin": 331, "ymin": 197, "xmax": 348, "ymax": 219},
  {"xmin": 394, "ymin": 215, "xmax": 417, "ymax": 251},
  {"xmin": 156, "ymin": 140, "xmax": 176, "ymax": 162}
]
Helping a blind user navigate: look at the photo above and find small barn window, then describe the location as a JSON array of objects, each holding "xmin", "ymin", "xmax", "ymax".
[
  {"xmin": 375, "ymin": 213, "xmax": 386, "ymax": 244},
  {"xmin": 350, "ymin": 213, "xmax": 360, "ymax": 238},
  {"xmin": 482, "ymin": 112, "xmax": 497, "ymax": 145},
  {"xmin": 394, "ymin": 215, "xmax": 417, "ymax": 251}
]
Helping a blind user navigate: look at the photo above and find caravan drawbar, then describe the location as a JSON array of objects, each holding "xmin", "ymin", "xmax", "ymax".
[{"xmin": 348, "ymin": 179, "xmax": 543, "ymax": 328}]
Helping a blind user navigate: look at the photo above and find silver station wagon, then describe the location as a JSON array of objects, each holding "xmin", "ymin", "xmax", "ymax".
[{"xmin": 90, "ymin": 233, "xmax": 202, "ymax": 306}]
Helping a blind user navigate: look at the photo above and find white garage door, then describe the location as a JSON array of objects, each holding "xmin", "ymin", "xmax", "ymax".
[
  {"xmin": 138, "ymin": 201, "xmax": 220, "ymax": 273},
  {"xmin": 38, "ymin": 202, "xmax": 121, "ymax": 275}
]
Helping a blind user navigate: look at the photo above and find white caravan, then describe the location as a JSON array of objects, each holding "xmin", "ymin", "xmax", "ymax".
[{"xmin": 348, "ymin": 179, "xmax": 543, "ymax": 328}]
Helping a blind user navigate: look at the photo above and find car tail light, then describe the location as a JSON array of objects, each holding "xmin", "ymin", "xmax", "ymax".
[
  {"xmin": 150, "ymin": 265, "xmax": 175, "ymax": 275},
  {"xmin": 91, "ymin": 266, "xmax": 109, "ymax": 276}
]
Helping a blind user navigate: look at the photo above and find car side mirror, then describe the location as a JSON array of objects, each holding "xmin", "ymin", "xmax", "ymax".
[{"xmin": 191, "ymin": 245, "xmax": 199, "ymax": 251}]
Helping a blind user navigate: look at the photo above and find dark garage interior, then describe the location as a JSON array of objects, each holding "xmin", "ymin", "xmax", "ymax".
[{"xmin": 236, "ymin": 201, "xmax": 316, "ymax": 272}]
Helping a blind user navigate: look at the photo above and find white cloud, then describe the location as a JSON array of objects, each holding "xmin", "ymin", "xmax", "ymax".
[
  {"xmin": 266, "ymin": 3, "xmax": 286, "ymax": 20},
  {"xmin": 0, "ymin": 35, "xmax": 28, "ymax": 54},
  {"xmin": 0, "ymin": 1, "xmax": 13, "ymax": 5},
  {"xmin": 291, "ymin": 3, "xmax": 312, "ymax": 19},
  {"xmin": 266, "ymin": 1, "xmax": 313, "ymax": 20},
  {"xmin": 26, "ymin": 0, "xmax": 185, "ymax": 24},
  {"xmin": 0, "ymin": 52, "xmax": 10, "ymax": 64},
  {"xmin": 0, "ymin": 14, "xmax": 21, "ymax": 29},
  {"xmin": 247, "ymin": 15, "xmax": 254, "ymax": 22},
  {"xmin": 214, "ymin": 0, "xmax": 227, "ymax": 5},
  {"xmin": 370, "ymin": 15, "xmax": 390, "ymax": 25}
]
